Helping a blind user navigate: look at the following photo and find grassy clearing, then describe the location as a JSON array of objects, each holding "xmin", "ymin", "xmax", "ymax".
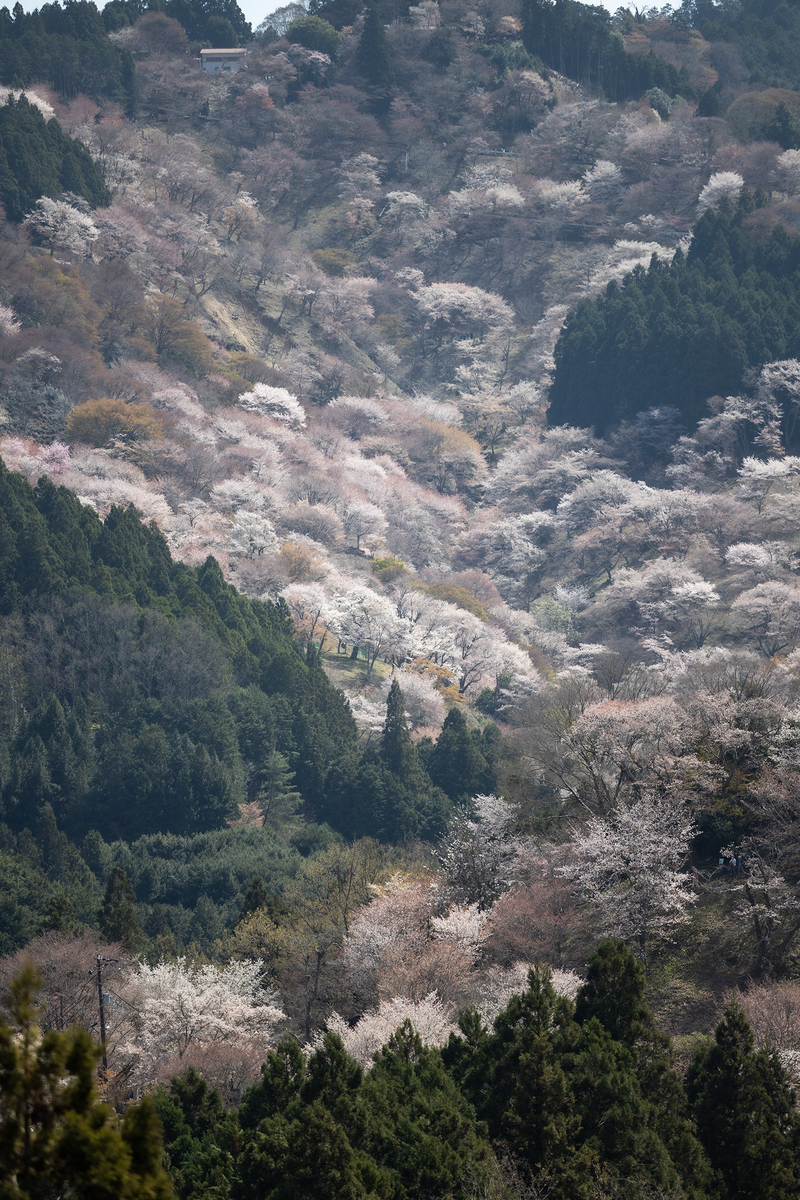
[{"xmin": 320, "ymin": 649, "xmax": 394, "ymax": 695}]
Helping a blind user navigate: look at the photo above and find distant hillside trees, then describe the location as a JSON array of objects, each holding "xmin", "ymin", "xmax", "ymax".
[
  {"xmin": 549, "ymin": 197, "xmax": 800, "ymax": 439},
  {"xmin": 520, "ymin": 0, "xmax": 693, "ymax": 102},
  {"xmin": 0, "ymin": 1, "xmax": 135, "ymax": 104},
  {"xmin": 103, "ymin": 0, "xmax": 251, "ymax": 45},
  {"xmin": 677, "ymin": 0, "xmax": 800, "ymax": 92},
  {"xmin": 0, "ymin": 97, "xmax": 110, "ymax": 221}
]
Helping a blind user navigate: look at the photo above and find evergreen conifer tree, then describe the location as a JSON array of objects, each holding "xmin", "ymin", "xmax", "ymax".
[
  {"xmin": 0, "ymin": 962, "xmax": 173, "ymax": 1200},
  {"xmin": 357, "ymin": 1, "xmax": 394, "ymax": 94},
  {"xmin": 98, "ymin": 864, "xmax": 141, "ymax": 950},
  {"xmin": 766, "ymin": 101, "xmax": 800, "ymax": 150},
  {"xmin": 574, "ymin": 938, "xmax": 655, "ymax": 1048},
  {"xmin": 240, "ymin": 875, "xmax": 270, "ymax": 919},
  {"xmin": 576, "ymin": 940, "xmax": 712, "ymax": 1195},
  {"xmin": 39, "ymin": 889, "xmax": 76, "ymax": 935},
  {"xmin": 256, "ymin": 751, "xmax": 303, "ymax": 831},
  {"xmin": 378, "ymin": 681, "xmax": 451, "ymax": 840},
  {"xmin": 427, "ymin": 707, "xmax": 492, "ymax": 804},
  {"xmin": 380, "ymin": 680, "xmax": 427, "ymax": 789},
  {"xmin": 686, "ymin": 1001, "xmax": 800, "ymax": 1200}
]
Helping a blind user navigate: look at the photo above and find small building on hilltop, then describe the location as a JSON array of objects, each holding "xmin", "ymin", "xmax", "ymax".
[{"xmin": 200, "ymin": 48, "xmax": 246, "ymax": 73}]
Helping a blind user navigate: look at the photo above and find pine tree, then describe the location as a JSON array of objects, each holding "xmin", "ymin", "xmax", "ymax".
[
  {"xmin": 256, "ymin": 751, "xmax": 303, "ymax": 831},
  {"xmin": 240, "ymin": 875, "xmax": 270, "ymax": 919},
  {"xmin": 98, "ymin": 864, "xmax": 141, "ymax": 950},
  {"xmin": 356, "ymin": 1, "xmax": 394, "ymax": 94}
]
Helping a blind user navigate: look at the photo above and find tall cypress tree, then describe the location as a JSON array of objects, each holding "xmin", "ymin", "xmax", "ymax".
[
  {"xmin": 357, "ymin": 1, "xmax": 394, "ymax": 94},
  {"xmin": 427, "ymin": 707, "xmax": 491, "ymax": 805},
  {"xmin": 380, "ymin": 680, "xmax": 427, "ymax": 790},
  {"xmin": 686, "ymin": 1002, "xmax": 800, "ymax": 1200},
  {"xmin": 378, "ymin": 680, "xmax": 451, "ymax": 842},
  {"xmin": 98, "ymin": 863, "xmax": 141, "ymax": 950}
]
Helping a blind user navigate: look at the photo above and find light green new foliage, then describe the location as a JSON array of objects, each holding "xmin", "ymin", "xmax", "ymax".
[{"xmin": 256, "ymin": 751, "xmax": 303, "ymax": 834}]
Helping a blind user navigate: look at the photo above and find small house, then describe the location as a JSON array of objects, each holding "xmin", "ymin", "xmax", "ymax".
[{"xmin": 200, "ymin": 48, "xmax": 246, "ymax": 74}]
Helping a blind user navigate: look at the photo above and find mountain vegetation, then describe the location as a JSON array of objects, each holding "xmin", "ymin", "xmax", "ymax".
[
  {"xmin": 2, "ymin": 0, "xmax": 800, "ymax": 1194},
  {"xmin": 550, "ymin": 198, "xmax": 800, "ymax": 434}
]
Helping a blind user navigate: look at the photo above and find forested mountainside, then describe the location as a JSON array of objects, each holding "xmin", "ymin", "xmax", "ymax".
[{"xmin": 4, "ymin": 0, "xmax": 800, "ymax": 1194}]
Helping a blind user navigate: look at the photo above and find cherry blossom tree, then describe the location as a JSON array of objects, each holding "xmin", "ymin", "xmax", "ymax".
[
  {"xmin": 340, "ymin": 874, "xmax": 483, "ymax": 1012},
  {"xmin": 237, "ymin": 384, "xmax": 307, "ymax": 429},
  {"xmin": 379, "ymin": 190, "xmax": 429, "ymax": 225},
  {"xmin": 122, "ymin": 958, "xmax": 283, "ymax": 1083},
  {"xmin": 281, "ymin": 582, "xmax": 329, "ymax": 648},
  {"xmin": 327, "ymin": 585, "xmax": 406, "ymax": 676},
  {"xmin": 336, "ymin": 153, "xmax": 383, "ymax": 198},
  {"xmin": 454, "ymin": 512, "xmax": 555, "ymax": 608},
  {"xmin": 697, "ymin": 171, "xmax": 744, "ymax": 215},
  {"xmin": 472, "ymin": 963, "xmax": 582, "ymax": 1027},
  {"xmin": 487, "ymin": 426, "xmax": 608, "ymax": 514},
  {"xmin": 322, "ymin": 994, "xmax": 455, "ymax": 1068},
  {"xmin": 0, "ymin": 303, "xmax": 21, "ymax": 338},
  {"xmin": 725, "ymin": 542, "xmax": 793, "ymax": 585},
  {"xmin": 341, "ymin": 876, "xmax": 435, "ymax": 1002},
  {"xmin": 381, "ymin": 666, "xmax": 446, "ymax": 730},
  {"xmin": 756, "ymin": 359, "xmax": 800, "ymax": 446},
  {"xmin": 582, "ymin": 159, "xmax": 623, "ymax": 204},
  {"xmin": 483, "ymin": 866, "xmax": 594, "ymax": 972},
  {"xmin": 228, "ymin": 511, "xmax": 280, "ymax": 559},
  {"xmin": 23, "ymin": 198, "xmax": 99, "ymax": 257},
  {"xmin": 736, "ymin": 980, "xmax": 800, "ymax": 1083},
  {"xmin": 732, "ymin": 582, "xmax": 800, "ymax": 657},
  {"xmin": 340, "ymin": 500, "xmax": 387, "ymax": 551},
  {"xmin": 437, "ymin": 794, "xmax": 522, "ymax": 909},
  {"xmin": 659, "ymin": 580, "xmax": 721, "ymax": 649},
  {"xmin": 737, "ymin": 457, "xmax": 800, "ymax": 514},
  {"xmin": 558, "ymin": 792, "xmax": 697, "ymax": 962},
  {"xmin": 773, "ymin": 149, "xmax": 800, "ymax": 197},
  {"xmin": 0, "ymin": 933, "xmax": 134, "ymax": 1057},
  {"xmin": 605, "ymin": 561, "xmax": 718, "ymax": 640},
  {"xmin": 535, "ymin": 695, "xmax": 693, "ymax": 815},
  {"xmin": 414, "ymin": 282, "xmax": 514, "ymax": 355},
  {"xmin": 316, "ymin": 277, "xmax": 375, "ymax": 339}
]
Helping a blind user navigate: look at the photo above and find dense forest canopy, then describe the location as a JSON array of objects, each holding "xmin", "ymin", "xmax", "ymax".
[
  {"xmin": 549, "ymin": 197, "xmax": 800, "ymax": 435},
  {"xmin": 0, "ymin": 95, "xmax": 110, "ymax": 220},
  {"xmin": 521, "ymin": 0, "xmax": 695, "ymax": 102}
]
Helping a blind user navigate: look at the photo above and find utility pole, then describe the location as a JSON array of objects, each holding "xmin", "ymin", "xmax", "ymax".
[
  {"xmin": 96, "ymin": 955, "xmax": 107, "ymax": 1072},
  {"xmin": 95, "ymin": 955, "xmax": 118, "ymax": 1073}
]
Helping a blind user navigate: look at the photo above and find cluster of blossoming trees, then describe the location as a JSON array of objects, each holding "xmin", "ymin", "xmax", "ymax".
[{"xmin": 5, "ymin": 4, "xmax": 800, "ymax": 1157}]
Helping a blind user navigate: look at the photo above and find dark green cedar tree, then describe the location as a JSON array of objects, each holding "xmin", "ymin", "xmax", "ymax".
[
  {"xmin": 549, "ymin": 199, "xmax": 800, "ymax": 442},
  {"xmin": 357, "ymin": 1, "xmax": 394, "ymax": 92},
  {"xmin": 686, "ymin": 1001, "xmax": 800, "ymax": 1200},
  {"xmin": 97, "ymin": 863, "xmax": 141, "ymax": 950},
  {"xmin": 425, "ymin": 705, "xmax": 493, "ymax": 805}
]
